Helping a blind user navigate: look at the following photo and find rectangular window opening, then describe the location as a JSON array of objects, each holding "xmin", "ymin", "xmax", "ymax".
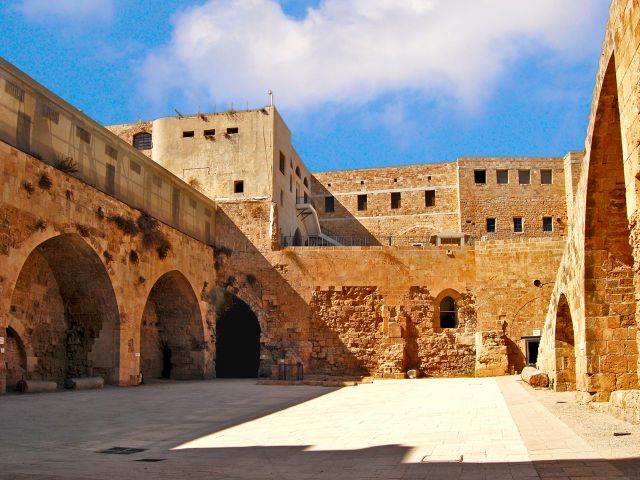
[
  {"xmin": 541, "ymin": 169, "xmax": 553, "ymax": 185},
  {"xmin": 391, "ymin": 192, "xmax": 401, "ymax": 209},
  {"xmin": 204, "ymin": 129, "xmax": 215, "ymax": 137},
  {"xmin": 425, "ymin": 190, "xmax": 435, "ymax": 207},
  {"xmin": 513, "ymin": 217, "xmax": 524, "ymax": 233},
  {"xmin": 279, "ymin": 152, "xmax": 286, "ymax": 174},
  {"xmin": 325, "ymin": 196, "xmax": 335, "ymax": 213},
  {"xmin": 105, "ymin": 145, "xmax": 118, "ymax": 160},
  {"xmin": 5, "ymin": 80, "xmax": 25, "ymax": 102},
  {"xmin": 152, "ymin": 175, "xmax": 162, "ymax": 188},
  {"xmin": 183, "ymin": 130, "xmax": 195, "ymax": 138},
  {"xmin": 234, "ymin": 180, "xmax": 244, "ymax": 193},
  {"xmin": 496, "ymin": 170, "xmax": 508, "ymax": 184},
  {"xmin": 518, "ymin": 170, "xmax": 531, "ymax": 185},
  {"xmin": 41, "ymin": 104, "xmax": 60, "ymax": 124},
  {"xmin": 226, "ymin": 127, "xmax": 239, "ymax": 135},
  {"xmin": 280, "ymin": 189, "xmax": 284, "ymax": 206},
  {"xmin": 486, "ymin": 218, "xmax": 496, "ymax": 233},
  {"xmin": 474, "ymin": 170, "xmax": 486, "ymax": 184},
  {"xmin": 358, "ymin": 194, "xmax": 367, "ymax": 211},
  {"xmin": 130, "ymin": 160, "xmax": 141, "ymax": 174},
  {"xmin": 105, "ymin": 164, "xmax": 116, "ymax": 196},
  {"xmin": 543, "ymin": 216, "xmax": 553, "ymax": 232},
  {"xmin": 76, "ymin": 126, "xmax": 91, "ymax": 144}
]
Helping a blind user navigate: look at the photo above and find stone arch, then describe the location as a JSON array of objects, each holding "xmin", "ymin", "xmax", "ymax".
[
  {"xmin": 214, "ymin": 290, "xmax": 261, "ymax": 378},
  {"xmin": 140, "ymin": 270, "xmax": 206, "ymax": 380},
  {"xmin": 554, "ymin": 294, "xmax": 576, "ymax": 392},
  {"xmin": 433, "ymin": 289, "xmax": 462, "ymax": 330},
  {"xmin": 8, "ymin": 234, "xmax": 120, "ymax": 384},
  {"xmin": 583, "ymin": 55, "xmax": 638, "ymax": 399},
  {"xmin": 5, "ymin": 327, "xmax": 27, "ymax": 389}
]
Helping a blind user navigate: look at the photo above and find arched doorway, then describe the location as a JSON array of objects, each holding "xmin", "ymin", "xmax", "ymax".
[
  {"xmin": 216, "ymin": 294, "xmax": 261, "ymax": 378},
  {"xmin": 555, "ymin": 295, "xmax": 576, "ymax": 391},
  {"xmin": 9, "ymin": 234, "xmax": 120, "ymax": 384},
  {"xmin": 5, "ymin": 327, "xmax": 27, "ymax": 389},
  {"xmin": 140, "ymin": 271, "xmax": 205, "ymax": 380}
]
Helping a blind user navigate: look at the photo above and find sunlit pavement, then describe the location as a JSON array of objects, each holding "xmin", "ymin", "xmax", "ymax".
[{"xmin": 0, "ymin": 377, "xmax": 636, "ymax": 479}]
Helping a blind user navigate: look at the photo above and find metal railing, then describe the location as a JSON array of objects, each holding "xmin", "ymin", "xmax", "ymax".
[
  {"xmin": 281, "ymin": 234, "xmax": 478, "ymax": 248},
  {"xmin": 295, "ymin": 195, "xmax": 315, "ymax": 209}
]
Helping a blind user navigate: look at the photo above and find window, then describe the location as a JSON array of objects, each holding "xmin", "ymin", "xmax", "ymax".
[
  {"xmin": 133, "ymin": 132, "xmax": 152, "ymax": 149},
  {"xmin": 280, "ymin": 189, "xmax": 284, "ymax": 206},
  {"xmin": 439, "ymin": 296, "xmax": 458, "ymax": 328},
  {"xmin": 425, "ymin": 190, "xmax": 435, "ymax": 207},
  {"xmin": 105, "ymin": 144, "xmax": 118, "ymax": 160},
  {"xmin": 41, "ymin": 104, "xmax": 60, "ymax": 124},
  {"xmin": 182, "ymin": 130, "xmax": 195, "ymax": 138},
  {"xmin": 5, "ymin": 80, "xmax": 24, "ymax": 102},
  {"xmin": 325, "ymin": 196, "xmax": 335, "ymax": 213},
  {"xmin": 303, "ymin": 177, "xmax": 309, "ymax": 188},
  {"xmin": 518, "ymin": 170, "xmax": 531, "ymax": 185},
  {"xmin": 360, "ymin": 180, "xmax": 365, "ymax": 185},
  {"xmin": 474, "ymin": 170, "xmax": 486, "ymax": 184},
  {"xmin": 204, "ymin": 129, "xmax": 215, "ymax": 137},
  {"xmin": 513, "ymin": 217, "xmax": 524, "ymax": 233},
  {"xmin": 234, "ymin": 180, "xmax": 244, "ymax": 193},
  {"xmin": 295, "ymin": 166, "xmax": 301, "ymax": 178},
  {"xmin": 541, "ymin": 169, "xmax": 552, "ymax": 185},
  {"xmin": 289, "ymin": 175, "xmax": 293, "ymax": 192},
  {"xmin": 391, "ymin": 192, "xmax": 401, "ymax": 209},
  {"xmin": 152, "ymin": 175, "xmax": 162, "ymax": 188},
  {"xmin": 486, "ymin": 218, "xmax": 496, "ymax": 233},
  {"xmin": 105, "ymin": 164, "xmax": 116, "ymax": 195},
  {"xmin": 226, "ymin": 127, "xmax": 238, "ymax": 135},
  {"xmin": 130, "ymin": 160, "xmax": 141, "ymax": 174},
  {"xmin": 496, "ymin": 170, "xmax": 508, "ymax": 184},
  {"xmin": 543, "ymin": 216, "xmax": 553, "ymax": 232},
  {"xmin": 279, "ymin": 152, "xmax": 286, "ymax": 174},
  {"xmin": 358, "ymin": 194, "xmax": 367, "ymax": 211},
  {"xmin": 76, "ymin": 126, "xmax": 91, "ymax": 144}
]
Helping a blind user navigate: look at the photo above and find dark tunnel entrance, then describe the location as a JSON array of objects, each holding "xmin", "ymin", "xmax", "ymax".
[{"xmin": 216, "ymin": 296, "xmax": 261, "ymax": 378}]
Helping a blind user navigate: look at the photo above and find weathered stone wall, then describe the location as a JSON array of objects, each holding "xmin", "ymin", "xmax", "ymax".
[
  {"xmin": 0, "ymin": 142, "xmax": 216, "ymax": 393},
  {"xmin": 105, "ymin": 121, "xmax": 153, "ymax": 158},
  {"xmin": 457, "ymin": 157, "xmax": 568, "ymax": 240},
  {"xmin": 537, "ymin": 0, "xmax": 640, "ymax": 403}
]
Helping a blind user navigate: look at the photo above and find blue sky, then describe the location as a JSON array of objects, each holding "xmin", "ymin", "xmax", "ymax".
[{"xmin": 1, "ymin": 0, "xmax": 611, "ymax": 172}]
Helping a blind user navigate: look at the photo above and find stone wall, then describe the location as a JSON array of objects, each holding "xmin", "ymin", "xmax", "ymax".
[{"xmin": 0, "ymin": 142, "xmax": 216, "ymax": 393}]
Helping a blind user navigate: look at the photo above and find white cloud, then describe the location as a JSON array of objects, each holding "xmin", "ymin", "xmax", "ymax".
[
  {"xmin": 15, "ymin": 0, "xmax": 114, "ymax": 23},
  {"xmin": 139, "ymin": 0, "xmax": 608, "ymax": 112}
]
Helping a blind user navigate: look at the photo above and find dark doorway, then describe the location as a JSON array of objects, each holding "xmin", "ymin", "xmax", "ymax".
[
  {"xmin": 216, "ymin": 296, "xmax": 261, "ymax": 378},
  {"xmin": 523, "ymin": 337, "xmax": 540, "ymax": 366}
]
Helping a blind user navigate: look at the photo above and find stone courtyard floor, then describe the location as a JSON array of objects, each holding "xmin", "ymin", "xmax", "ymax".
[{"xmin": 0, "ymin": 376, "xmax": 638, "ymax": 479}]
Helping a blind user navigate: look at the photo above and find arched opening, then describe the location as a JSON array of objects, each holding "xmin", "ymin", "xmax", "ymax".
[
  {"xmin": 140, "ymin": 271, "xmax": 205, "ymax": 380},
  {"xmin": 216, "ymin": 294, "xmax": 260, "ymax": 378},
  {"xmin": 5, "ymin": 327, "xmax": 27, "ymax": 389},
  {"xmin": 9, "ymin": 234, "xmax": 120, "ymax": 384},
  {"xmin": 295, "ymin": 166, "xmax": 301, "ymax": 178},
  {"xmin": 303, "ymin": 177, "xmax": 309, "ymax": 188},
  {"xmin": 583, "ymin": 56, "xmax": 638, "ymax": 397},
  {"xmin": 293, "ymin": 228, "xmax": 303, "ymax": 246},
  {"xmin": 554, "ymin": 295, "xmax": 576, "ymax": 391},
  {"xmin": 133, "ymin": 132, "xmax": 152, "ymax": 150},
  {"xmin": 439, "ymin": 296, "xmax": 458, "ymax": 328}
]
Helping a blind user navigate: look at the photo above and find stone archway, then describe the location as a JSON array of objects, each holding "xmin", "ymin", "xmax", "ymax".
[
  {"xmin": 554, "ymin": 295, "xmax": 576, "ymax": 392},
  {"xmin": 215, "ymin": 293, "xmax": 261, "ymax": 378},
  {"xmin": 583, "ymin": 56, "xmax": 638, "ymax": 399},
  {"xmin": 5, "ymin": 327, "xmax": 27, "ymax": 389},
  {"xmin": 140, "ymin": 271, "xmax": 206, "ymax": 380},
  {"xmin": 8, "ymin": 234, "xmax": 120, "ymax": 384}
]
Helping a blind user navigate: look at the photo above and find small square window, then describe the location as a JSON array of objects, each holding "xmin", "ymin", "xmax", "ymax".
[
  {"xmin": 391, "ymin": 192, "xmax": 401, "ymax": 209},
  {"xmin": 105, "ymin": 144, "xmax": 118, "ymax": 160},
  {"xmin": 518, "ymin": 170, "xmax": 531, "ymax": 185},
  {"xmin": 130, "ymin": 160, "xmax": 141, "ymax": 174},
  {"xmin": 541, "ymin": 169, "xmax": 552, "ymax": 185},
  {"xmin": 76, "ymin": 126, "xmax": 91, "ymax": 144},
  {"xmin": 325, "ymin": 196, "xmax": 335, "ymax": 213},
  {"xmin": 496, "ymin": 170, "xmax": 508, "ymax": 184},
  {"xmin": 543, "ymin": 216, "xmax": 553, "ymax": 232},
  {"xmin": 513, "ymin": 217, "xmax": 524, "ymax": 233},
  {"xmin": 183, "ymin": 131, "xmax": 194, "ymax": 138},
  {"xmin": 358, "ymin": 194, "xmax": 367, "ymax": 211},
  {"xmin": 234, "ymin": 180, "xmax": 244, "ymax": 193},
  {"xmin": 486, "ymin": 218, "xmax": 496, "ymax": 233},
  {"xmin": 474, "ymin": 170, "xmax": 486, "ymax": 184},
  {"xmin": 226, "ymin": 127, "xmax": 239, "ymax": 135},
  {"xmin": 204, "ymin": 129, "xmax": 215, "ymax": 137},
  {"xmin": 425, "ymin": 190, "xmax": 435, "ymax": 207}
]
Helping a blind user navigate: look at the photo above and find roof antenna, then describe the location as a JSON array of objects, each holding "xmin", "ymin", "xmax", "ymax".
[
  {"xmin": 268, "ymin": 90, "xmax": 273, "ymax": 107},
  {"xmin": 174, "ymin": 109, "xmax": 184, "ymax": 118}
]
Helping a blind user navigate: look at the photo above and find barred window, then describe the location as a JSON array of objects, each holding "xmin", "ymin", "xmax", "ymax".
[
  {"xmin": 76, "ymin": 126, "xmax": 91, "ymax": 144},
  {"xmin": 41, "ymin": 104, "xmax": 60, "ymax": 124},
  {"xmin": 5, "ymin": 80, "xmax": 24, "ymax": 102},
  {"xmin": 133, "ymin": 132, "xmax": 152, "ymax": 150}
]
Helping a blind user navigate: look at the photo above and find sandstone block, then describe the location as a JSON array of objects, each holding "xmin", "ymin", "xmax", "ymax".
[{"xmin": 521, "ymin": 367, "xmax": 549, "ymax": 387}]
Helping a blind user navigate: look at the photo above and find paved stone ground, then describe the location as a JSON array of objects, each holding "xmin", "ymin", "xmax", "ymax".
[{"xmin": 0, "ymin": 376, "xmax": 638, "ymax": 479}]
